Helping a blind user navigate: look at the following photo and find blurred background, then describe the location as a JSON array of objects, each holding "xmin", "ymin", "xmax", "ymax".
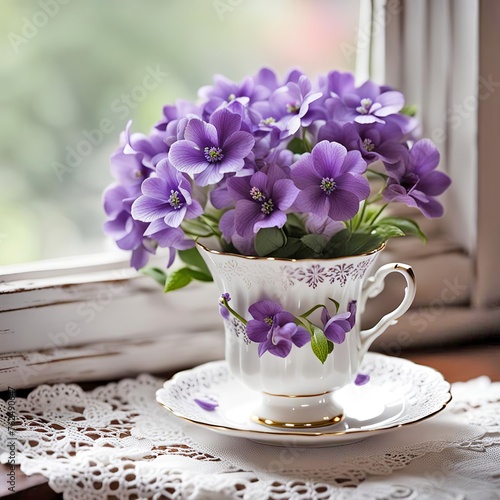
[{"xmin": 0, "ymin": 0, "xmax": 361, "ymax": 265}]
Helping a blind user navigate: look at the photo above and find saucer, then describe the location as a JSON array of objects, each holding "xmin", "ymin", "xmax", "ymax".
[{"xmin": 156, "ymin": 353, "xmax": 451, "ymax": 447}]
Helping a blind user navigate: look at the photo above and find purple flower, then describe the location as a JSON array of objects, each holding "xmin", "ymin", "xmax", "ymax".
[
  {"xmin": 319, "ymin": 122, "xmax": 408, "ymax": 165},
  {"xmin": 198, "ymin": 73, "xmax": 270, "ymax": 119},
  {"xmin": 143, "ymin": 219, "xmax": 194, "ymax": 268},
  {"xmin": 131, "ymin": 158, "xmax": 203, "ymax": 228},
  {"xmin": 103, "ymin": 184, "xmax": 156, "ymax": 270},
  {"xmin": 268, "ymin": 75, "xmax": 323, "ymax": 135},
  {"xmin": 347, "ymin": 300, "xmax": 357, "ymax": 329},
  {"xmin": 219, "ymin": 293, "xmax": 231, "ymax": 320},
  {"xmin": 383, "ymin": 139, "xmax": 451, "ymax": 218},
  {"xmin": 246, "ymin": 300, "xmax": 310, "ymax": 358},
  {"xmin": 320, "ymin": 307, "xmax": 352, "ymax": 344},
  {"xmin": 225, "ymin": 165, "xmax": 299, "ymax": 238},
  {"xmin": 253, "ymin": 67, "xmax": 304, "ymax": 93},
  {"xmin": 324, "ymin": 72, "xmax": 405, "ymax": 125},
  {"xmin": 291, "ymin": 141, "xmax": 370, "ymax": 221},
  {"xmin": 304, "ymin": 214, "xmax": 344, "ymax": 239},
  {"xmin": 110, "ymin": 121, "xmax": 168, "ymax": 187},
  {"xmin": 169, "ymin": 108, "xmax": 255, "ymax": 186},
  {"xmin": 154, "ymin": 99, "xmax": 201, "ymax": 148}
]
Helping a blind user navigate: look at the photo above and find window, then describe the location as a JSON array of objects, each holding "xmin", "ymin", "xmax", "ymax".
[{"xmin": 0, "ymin": 0, "xmax": 361, "ymax": 265}]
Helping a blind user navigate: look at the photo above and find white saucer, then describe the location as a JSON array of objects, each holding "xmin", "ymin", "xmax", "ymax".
[{"xmin": 156, "ymin": 353, "xmax": 451, "ymax": 447}]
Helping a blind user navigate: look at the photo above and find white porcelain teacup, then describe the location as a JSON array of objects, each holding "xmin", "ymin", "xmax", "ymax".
[{"xmin": 198, "ymin": 242, "xmax": 416, "ymax": 428}]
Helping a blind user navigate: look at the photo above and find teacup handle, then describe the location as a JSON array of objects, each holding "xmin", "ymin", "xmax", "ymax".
[{"xmin": 359, "ymin": 263, "xmax": 416, "ymax": 353}]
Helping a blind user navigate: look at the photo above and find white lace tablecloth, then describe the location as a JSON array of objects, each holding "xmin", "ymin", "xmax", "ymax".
[{"xmin": 1, "ymin": 374, "xmax": 499, "ymax": 499}]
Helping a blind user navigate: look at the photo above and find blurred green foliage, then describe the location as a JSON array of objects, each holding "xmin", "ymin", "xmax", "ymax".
[{"xmin": 0, "ymin": 0, "xmax": 359, "ymax": 265}]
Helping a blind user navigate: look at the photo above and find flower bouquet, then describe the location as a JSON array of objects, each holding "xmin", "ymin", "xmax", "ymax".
[{"xmin": 103, "ymin": 68, "xmax": 451, "ymax": 367}]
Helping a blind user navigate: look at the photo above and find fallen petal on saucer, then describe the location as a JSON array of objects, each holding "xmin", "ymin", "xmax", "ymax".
[
  {"xmin": 194, "ymin": 396, "xmax": 219, "ymax": 411},
  {"xmin": 354, "ymin": 373, "xmax": 370, "ymax": 386}
]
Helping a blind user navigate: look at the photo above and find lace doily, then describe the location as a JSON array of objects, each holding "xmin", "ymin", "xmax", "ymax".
[{"xmin": 1, "ymin": 374, "xmax": 499, "ymax": 499}]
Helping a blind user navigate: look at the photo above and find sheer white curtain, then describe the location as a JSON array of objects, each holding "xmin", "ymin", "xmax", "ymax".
[{"xmin": 356, "ymin": 0, "xmax": 500, "ymax": 347}]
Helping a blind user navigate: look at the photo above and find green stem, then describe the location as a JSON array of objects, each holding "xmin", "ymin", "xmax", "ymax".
[
  {"xmin": 354, "ymin": 200, "xmax": 367, "ymax": 231},
  {"xmin": 368, "ymin": 203, "xmax": 388, "ymax": 226},
  {"xmin": 366, "ymin": 168, "xmax": 389, "ymax": 180},
  {"xmin": 302, "ymin": 128, "xmax": 312, "ymax": 152},
  {"xmin": 220, "ymin": 297, "xmax": 248, "ymax": 325},
  {"xmin": 366, "ymin": 193, "xmax": 383, "ymax": 205},
  {"xmin": 299, "ymin": 303, "xmax": 326, "ymax": 320},
  {"xmin": 182, "ymin": 229, "xmax": 214, "ymax": 238}
]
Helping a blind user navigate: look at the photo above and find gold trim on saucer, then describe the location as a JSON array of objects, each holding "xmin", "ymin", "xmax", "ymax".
[
  {"xmin": 261, "ymin": 390, "xmax": 333, "ymax": 398},
  {"xmin": 155, "ymin": 357, "xmax": 453, "ymax": 439},
  {"xmin": 251, "ymin": 414, "xmax": 343, "ymax": 429}
]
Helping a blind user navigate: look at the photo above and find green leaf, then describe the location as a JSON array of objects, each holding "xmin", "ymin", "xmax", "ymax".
[
  {"xmin": 377, "ymin": 217, "xmax": 427, "ymax": 243},
  {"xmin": 370, "ymin": 224, "xmax": 405, "ymax": 240},
  {"xmin": 327, "ymin": 340, "xmax": 334, "ymax": 354},
  {"xmin": 269, "ymin": 237, "xmax": 304, "ymax": 258},
  {"xmin": 284, "ymin": 213, "xmax": 306, "ymax": 238},
  {"xmin": 323, "ymin": 229, "xmax": 385, "ymax": 258},
  {"xmin": 328, "ymin": 298, "xmax": 340, "ymax": 313},
  {"xmin": 184, "ymin": 268, "xmax": 213, "ymax": 282},
  {"xmin": 254, "ymin": 227, "xmax": 287, "ymax": 256},
  {"xmin": 178, "ymin": 247, "xmax": 212, "ymax": 275},
  {"xmin": 310, "ymin": 326, "xmax": 329, "ymax": 364},
  {"xmin": 400, "ymin": 104, "xmax": 417, "ymax": 117},
  {"xmin": 164, "ymin": 268, "xmax": 194, "ymax": 293},
  {"xmin": 139, "ymin": 266, "xmax": 167, "ymax": 287},
  {"xmin": 286, "ymin": 137, "xmax": 309, "ymax": 155},
  {"xmin": 301, "ymin": 234, "xmax": 328, "ymax": 254},
  {"xmin": 300, "ymin": 303, "xmax": 326, "ymax": 319}
]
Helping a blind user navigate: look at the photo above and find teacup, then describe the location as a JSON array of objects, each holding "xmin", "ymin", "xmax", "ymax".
[{"xmin": 198, "ymin": 242, "xmax": 416, "ymax": 428}]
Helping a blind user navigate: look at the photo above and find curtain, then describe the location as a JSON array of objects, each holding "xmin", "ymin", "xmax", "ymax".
[{"xmin": 356, "ymin": 0, "xmax": 500, "ymax": 347}]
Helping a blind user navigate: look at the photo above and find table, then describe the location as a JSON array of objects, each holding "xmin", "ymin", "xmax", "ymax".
[{"xmin": 1, "ymin": 344, "xmax": 499, "ymax": 499}]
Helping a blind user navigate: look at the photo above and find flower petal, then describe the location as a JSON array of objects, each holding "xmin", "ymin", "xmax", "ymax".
[
  {"xmin": 311, "ymin": 141, "xmax": 347, "ymax": 178},
  {"xmin": 248, "ymin": 300, "xmax": 283, "ymax": 322},
  {"xmin": 273, "ymin": 179, "xmax": 300, "ymax": 210},
  {"xmin": 185, "ymin": 118, "xmax": 218, "ymax": 147},
  {"xmin": 295, "ymin": 186, "xmax": 330, "ymax": 218},
  {"xmin": 194, "ymin": 396, "xmax": 219, "ymax": 411},
  {"xmin": 131, "ymin": 196, "xmax": 169, "ymax": 222},
  {"xmin": 354, "ymin": 373, "xmax": 370, "ymax": 386},
  {"xmin": 254, "ymin": 210, "xmax": 287, "ymax": 232},
  {"xmin": 246, "ymin": 320, "xmax": 271, "ymax": 342},
  {"xmin": 169, "ymin": 140, "xmax": 208, "ymax": 174},
  {"xmin": 210, "ymin": 108, "xmax": 242, "ymax": 143},
  {"xmin": 375, "ymin": 91, "xmax": 404, "ymax": 116},
  {"xmin": 326, "ymin": 189, "xmax": 361, "ymax": 221},
  {"xmin": 409, "ymin": 139, "xmax": 440, "ymax": 174},
  {"xmin": 335, "ymin": 173, "xmax": 370, "ymax": 201},
  {"xmin": 141, "ymin": 177, "xmax": 169, "ymax": 201},
  {"xmin": 418, "ymin": 170, "xmax": 451, "ymax": 196},
  {"xmin": 235, "ymin": 199, "xmax": 263, "ymax": 237},
  {"xmin": 268, "ymin": 339, "xmax": 292, "ymax": 358},
  {"xmin": 163, "ymin": 207, "xmax": 187, "ymax": 228},
  {"xmin": 194, "ymin": 164, "xmax": 224, "ymax": 187},
  {"xmin": 291, "ymin": 327, "xmax": 311, "ymax": 347},
  {"xmin": 221, "ymin": 131, "xmax": 255, "ymax": 160},
  {"xmin": 340, "ymin": 150, "xmax": 367, "ymax": 175}
]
